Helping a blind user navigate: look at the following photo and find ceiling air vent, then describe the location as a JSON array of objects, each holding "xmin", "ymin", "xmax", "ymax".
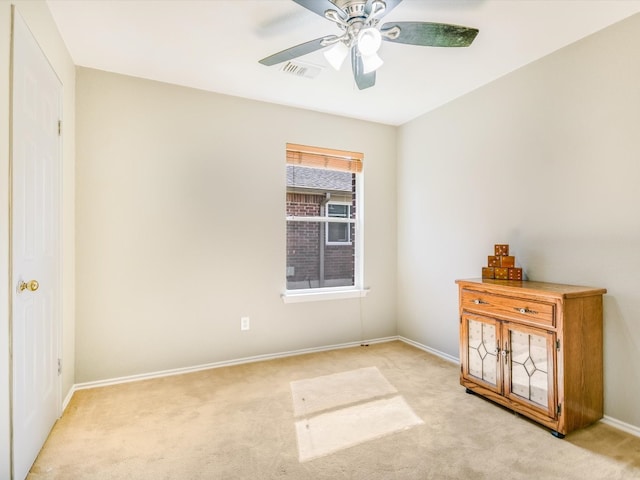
[{"xmin": 280, "ymin": 61, "xmax": 322, "ymax": 79}]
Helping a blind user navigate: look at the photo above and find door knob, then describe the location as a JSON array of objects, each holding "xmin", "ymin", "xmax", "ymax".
[{"xmin": 18, "ymin": 279, "xmax": 39, "ymax": 292}]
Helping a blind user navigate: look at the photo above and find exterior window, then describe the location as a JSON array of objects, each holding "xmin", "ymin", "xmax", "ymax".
[
  {"xmin": 286, "ymin": 143, "xmax": 362, "ymax": 291},
  {"xmin": 326, "ymin": 203, "xmax": 352, "ymax": 245}
]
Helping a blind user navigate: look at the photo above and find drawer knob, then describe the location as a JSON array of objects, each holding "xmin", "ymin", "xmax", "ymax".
[
  {"xmin": 515, "ymin": 307, "xmax": 538, "ymax": 315},
  {"xmin": 474, "ymin": 299, "xmax": 488, "ymax": 305}
]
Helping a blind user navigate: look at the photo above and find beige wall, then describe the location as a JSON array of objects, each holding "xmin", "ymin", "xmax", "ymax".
[
  {"xmin": 74, "ymin": 67, "xmax": 397, "ymax": 383},
  {"xmin": 0, "ymin": 0, "xmax": 75, "ymax": 477},
  {"xmin": 397, "ymin": 13, "xmax": 640, "ymax": 429}
]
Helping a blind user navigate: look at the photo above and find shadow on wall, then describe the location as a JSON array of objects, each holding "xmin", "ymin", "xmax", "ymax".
[{"xmin": 603, "ymin": 296, "xmax": 639, "ymax": 356}]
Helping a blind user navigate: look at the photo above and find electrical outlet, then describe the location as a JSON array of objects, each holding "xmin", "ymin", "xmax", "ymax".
[{"xmin": 241, "ymin": 316, "xmax": 250, "ymax": 331}]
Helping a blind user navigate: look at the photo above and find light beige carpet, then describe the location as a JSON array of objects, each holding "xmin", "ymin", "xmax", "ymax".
[{"xmin": 28, "ymin": 341, "xmax": 640, "ymax": 479}]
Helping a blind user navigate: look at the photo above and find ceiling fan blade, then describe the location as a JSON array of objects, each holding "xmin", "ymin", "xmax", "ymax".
[
  {"xmin": 292, "ymin": 0, "xmax": 347, "ymax": 20},
  {"xmin": 351, "ymin": 47, "xmax": 376, "ymax": 90},
  {"xmin": 381, "ymin": 21, "xmax": 479, "ymax": 47},
  {"xmin": 365, "ymin": 0, "xmax": 404, "ymax": 17},
  {"xmin": 259, "ymin": 37, "xmax": 328, "ymax": 66}
]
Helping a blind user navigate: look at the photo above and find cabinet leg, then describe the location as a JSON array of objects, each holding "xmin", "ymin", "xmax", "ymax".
[
  {"xmin": 465, "ymin": 388, "xmax": 475, "ymax": 395},
  {"xmin": 551, "ymin": 430, "xmax": 565, "ymax": 439}
]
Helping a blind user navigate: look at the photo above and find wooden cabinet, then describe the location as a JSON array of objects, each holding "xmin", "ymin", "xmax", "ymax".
[{"xmin": 456, "ymin": 278, "xmax": 606, "ymax": 438}]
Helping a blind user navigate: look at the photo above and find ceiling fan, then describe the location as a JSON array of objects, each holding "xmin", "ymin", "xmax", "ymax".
[{"xmin": 259, "ymin": 0, "xmax": 479, "ymax": 90}]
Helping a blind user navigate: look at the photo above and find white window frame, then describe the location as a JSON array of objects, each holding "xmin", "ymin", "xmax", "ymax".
[
  {"xmin": 283, "ymin": 169, "xmax": 365, "ymax": 302},
  {"xmin": 325, "ymin": 202, "xmax": 352, "ymax": 246}
]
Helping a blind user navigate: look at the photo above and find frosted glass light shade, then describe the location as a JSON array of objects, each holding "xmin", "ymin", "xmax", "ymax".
[
  {"xmin": 357, "ymin": 28, "xmax": 383, "ymax": 74},
  {"xmin": 361, "ymin": 53, "xmax": 383, "ymax": 74},
  {"xmin": 324, "ymin": 41, "xmax": 349, "ymax": 70},
  {"xmin": 357, "ymin": 28, "xmax": 382, "ymax": 56}
]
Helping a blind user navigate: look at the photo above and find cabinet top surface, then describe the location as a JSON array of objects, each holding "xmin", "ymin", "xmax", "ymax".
[{"xmin": 456, "ymin": 278, "xmax": 606, "ymax": 298}]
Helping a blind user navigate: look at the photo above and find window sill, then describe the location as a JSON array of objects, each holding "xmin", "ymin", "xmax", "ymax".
[{"xmin": 281, "ymin": 288, "xmax": 370, "ymax": 304}]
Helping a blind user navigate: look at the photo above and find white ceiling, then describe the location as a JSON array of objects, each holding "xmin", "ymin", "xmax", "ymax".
[{"xmin": 46, "ymin": 0, "xmax": 640, "ymax": 126}]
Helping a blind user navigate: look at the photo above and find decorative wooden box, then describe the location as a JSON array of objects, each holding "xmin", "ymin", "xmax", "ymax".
[
  {"xmin": 488, "ymin": 256, "xmax": 501, "ymax": 267},
  {"xmin": 482, "ymin": 267, "xmax": 495, "ymax": 279},
  {"xmin": 499, "ymin": 256, "xmax": 515, "ymax": 268},
  {"xmin": 494, "ymin": 267, "xmax": 509, "ymax": 280},
  {"xmin": 508, "ymin": 268, "xmax": 523, "ymax": 280}
]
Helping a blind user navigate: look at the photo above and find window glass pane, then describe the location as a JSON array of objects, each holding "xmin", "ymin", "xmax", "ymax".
[
  {"xmin": 328, "ymin": 204, "xmax": 349, "ymax": 218},
  {"xmin": 286, "ymin": 220, "xmax": 355, "ymax": 290},
  {"xmin": 328, "ymin": 222, "xmax": 349, "ymax": 243}
]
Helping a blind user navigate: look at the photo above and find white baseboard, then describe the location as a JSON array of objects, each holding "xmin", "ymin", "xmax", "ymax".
[
  {"xmin": 398, "ymin": 336, "xmax": 459, "ymax": 364},
  {"xmin": 397, "ymin": 337, "xmax": 640, "ymax": 438},
  {"xmin": 61, "ymin": 386, "xmax": 75, "ymax": 412},
  {"xmin": 61, "ymin": 335, "xmax": 640, "ymax": 440},
  {"xmin": 71, "ymin": 335, "xmax": 399, "ymax": 393},
  {"xmin": 601, "ymin": 415, "xmax": 640, "ymax": 438}
]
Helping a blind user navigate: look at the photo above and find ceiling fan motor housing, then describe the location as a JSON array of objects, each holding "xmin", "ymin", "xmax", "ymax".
[
  {"xmin": 328, "ymin": 0, "xmax": 381, "ymax": 48},
  {"xmin": 333, "ymin": 0, "xmax": 368, "ymax": 20}
]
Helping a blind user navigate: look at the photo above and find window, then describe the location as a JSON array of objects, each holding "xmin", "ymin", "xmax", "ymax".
[
  {"xmin": 326, "ymin": 203, "xmax": 352, "ymax": 245},
  {"xmin": 285, "ymin": 143, "xmax": 362, "ymax": 292}
]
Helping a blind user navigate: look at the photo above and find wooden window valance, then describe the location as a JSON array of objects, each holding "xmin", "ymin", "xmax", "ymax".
[{"xmin": 286, "ymin": 143, "xmax": 363, "ymax": 173}]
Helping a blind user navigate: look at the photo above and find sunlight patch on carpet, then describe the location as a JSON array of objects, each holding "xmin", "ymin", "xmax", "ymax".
[
  {"xmin": 290, "ymin": 367, "xmax": 423, "ymax": 462},
  {"xmin": 294, "ymin": 396, "xmax": 424, "ymax": 462},
  {"xmin": 290, "ymin": 366, "xmax": 397, "ymax": 417}
]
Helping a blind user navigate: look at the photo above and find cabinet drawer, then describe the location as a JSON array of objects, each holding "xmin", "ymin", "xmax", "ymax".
[{"xmin": 461, "ymin": 289, "xmax": 555, "ymax": 327}]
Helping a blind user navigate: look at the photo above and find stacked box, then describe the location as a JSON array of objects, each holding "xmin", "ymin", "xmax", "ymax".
[
  {"xmin": 494, "ymin": 267, "xmax": 509, "ymax": 280},
  {"xmin": 482, "ymin": 244, "xmax": 523, "ymax": 280},
  {"xmin": 482, "ymin": 267, "xmax": 495, "ymax": 278},
  {"xmin": 488, "ymin": 256, "xmax": 500, "ymax": 267},
  {"xmin": 508, "ymin": 268, "xmax": 523, "ymax": 280},
  {"xmin": 500, "ymin": 256, "xmax": 515, "ymax": 268}
]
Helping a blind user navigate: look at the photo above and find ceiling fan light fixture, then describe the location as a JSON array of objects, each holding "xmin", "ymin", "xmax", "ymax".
[
  {"xmin": 361, "ymin": 52, "xmax": 384, "ymax": 74},
  {"xmin": 357, "ymin": 27, "xmax": 383, "ymax": 74},
  {"xmin": 357, "ymin": 27, "xmax": 382, "ymax": 56},
  {"xmin": 323, "ymin": 41, "xmax": 349, "ymax": 70}
]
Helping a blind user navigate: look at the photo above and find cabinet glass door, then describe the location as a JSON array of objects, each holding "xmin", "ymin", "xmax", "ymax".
[
  {"xmin": 462, "ymin": 315, "xmax": 500, "ymax": 391},
  {"xmin": 505, "ymin": 324, "xmax": 556, "ymax": 417}
]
